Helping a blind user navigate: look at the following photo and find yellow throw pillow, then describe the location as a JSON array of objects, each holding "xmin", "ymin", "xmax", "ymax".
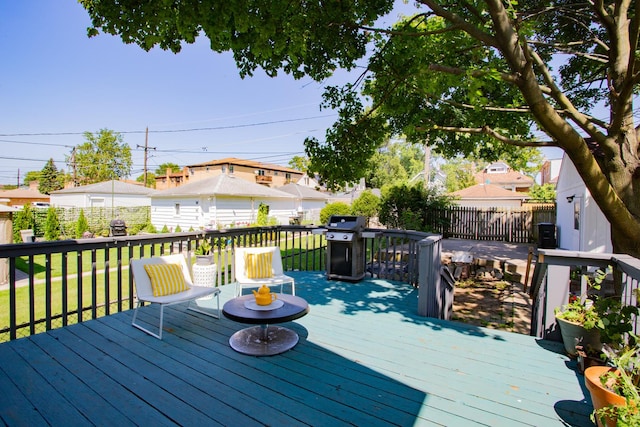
[
  {"xmin": 143, "ymin": 263, "xmax": 189, "ymax": 297},
  {"xmin": 244, "ymin": 252, "xmax": 273, "ymax": 279}
]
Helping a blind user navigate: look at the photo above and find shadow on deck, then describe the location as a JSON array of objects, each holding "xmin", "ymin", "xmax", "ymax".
[{"xmin": 0, "ymin": 272, "xmax": 592, "ymax": 426}]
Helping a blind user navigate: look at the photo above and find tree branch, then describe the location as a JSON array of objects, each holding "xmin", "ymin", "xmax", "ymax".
[
  {"xmin": 421, "ymin": 0, "xmax": 498, "ymax": 48},
  {"xmin": 527, "ymin": 40, "xmax": 609, "ymax": 63},
  {"xmin": 426, "ymin": 63, "xmax": 553, "ymax": 95},
  {"xmin": 426, "ymin": 125, "xmax": 559, "ymax": 147}
]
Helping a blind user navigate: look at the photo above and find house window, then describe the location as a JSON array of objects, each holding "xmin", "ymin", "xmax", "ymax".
[
  {"xmin": 175, "ymin": 203, "xmax": 180, "ymax": 216},
  {"xmin": 229, "ymin": 165, "xmax": 234, "ymax": 174},
  {"xmin": 285, "ymin": 173, "xmax": 291, "ymax": 180},
  {"xmin": 274, "ymin": 171, "xmax": 279, "ymax": 176},
  {"xmin": 221, "ymin": 166, "xmax": 226, "ymax": 173},
  {"xmin": 257, "ymin": 169, "xmax": 265, "ymax": 176}
]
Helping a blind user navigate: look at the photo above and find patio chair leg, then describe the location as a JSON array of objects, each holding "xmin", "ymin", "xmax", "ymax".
[{"xmin": 131, "ymin": 301, "xmax": 164, "ymax": 339}]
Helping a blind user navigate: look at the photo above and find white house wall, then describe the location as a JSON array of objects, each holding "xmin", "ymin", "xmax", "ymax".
[
  {"xmin": 555, "ymin": 154, "xmax": 612, "ymax": 252},
  {"xmin": 150, "ymin": 196, "xmax": 298, "ymax": 230}
]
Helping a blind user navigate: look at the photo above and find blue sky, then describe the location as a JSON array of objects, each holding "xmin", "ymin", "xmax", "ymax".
[
  {"xmin": 1, "ymin": 2, "xmax": 563, "ymax": 186},
  {"xmin": 1, "ymin": 1, "xmax": 364, "ymax": 184}
]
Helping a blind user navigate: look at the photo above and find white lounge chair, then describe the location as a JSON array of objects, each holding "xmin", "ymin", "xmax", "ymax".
[
  {"xmin": 130, "ymin": 254, "xmax": 220, "ymax": 339},
  {"xmin": 233, "ymin": 246, "xmax": 295, "ymax": 297}
]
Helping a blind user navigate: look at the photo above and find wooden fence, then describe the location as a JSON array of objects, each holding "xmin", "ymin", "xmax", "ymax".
[{"xmin": 425, "ymin": 205, "xmax": 556, "ymax": 243}]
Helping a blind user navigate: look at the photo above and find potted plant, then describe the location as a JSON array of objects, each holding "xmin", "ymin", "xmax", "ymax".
[
  {"xmin": 194, "ymin": 239, "xmax": 213, "ymax": 265},
  {"xmin": 554, "ymin": 268, "xmax": 607, "ymax": 357},
  {"xmin": 585, "ymin": 339, "xmax": 640, "ymax": 427}
]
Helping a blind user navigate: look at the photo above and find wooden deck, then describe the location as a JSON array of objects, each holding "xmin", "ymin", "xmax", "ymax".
[{"xmin": 0, "ymin": 272, "xmax": 593, "ymax": 426}]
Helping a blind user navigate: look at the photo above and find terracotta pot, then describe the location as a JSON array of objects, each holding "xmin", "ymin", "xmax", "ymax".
[
  {"xmin": 556, "ymin": 316, "xmax": 602, "ymax": 357},
  {"xmin": 584, "ymin": 366, "xmax": 626, "ymax": 427}
]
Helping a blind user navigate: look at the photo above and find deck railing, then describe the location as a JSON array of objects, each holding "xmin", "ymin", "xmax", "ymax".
[
  {"xmin": 530, "ymin": 249, "xmax": 640, "ymax": 340},
  {"xmin": 0, "ymin": 225, "xmax": 437, "ymax": 342}
]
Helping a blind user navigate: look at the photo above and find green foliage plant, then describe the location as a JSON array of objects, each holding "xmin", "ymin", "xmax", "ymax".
[
  {"xmin": 174, "ymin": 224, "xmax": 182, "ymax": 232},
  {"xmin": 73, "ymin": 129, "xmax": 132, "ymax": 184},
  {"xmin": 320, "ymin": 202, "xmax": 351, "ymax": 225},
  {"xmin": 161, "ymin": 225, "xmax": 169, "ymax": 233},
  {"xmin": 76, "ymin": 209, "xmax": 89, "ymax": 238},
  {"xmin": 195, "ymin": 239, "xmax": 212, "ymax": 256},
  {"xmin": 378, "ymin": 184, "xmax": 452, "ymax": 232},
  {"xmin": 39, "ymin": 158, "xmax": 65, "ymax": 195},
  {"xmin": 529, "ymin": 183, "xmax": 557, "ymax": 203},
  {"xmin": 257, "ymin": 203, "xmax": 270, "ymax": 226},
  {"xmin": 13, "ymin": 205, "xmax": 36, "ymax": 242},
  {"xmin": 44, "ymin": 207, "xmax": 61, "ymax": 241},
  {"xmin": 351, "ymin": 190, "xmax": 380, "ymax": 224},
  {"xmin": 555, "ymin": 267, "xmax": 608, "ymax": 330}
]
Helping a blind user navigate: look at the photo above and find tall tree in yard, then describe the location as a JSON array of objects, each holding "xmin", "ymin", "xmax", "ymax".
[
  {"xmin": 70, "ymin": 129, "xmax": 132, "ymax": 185},
  {"xmin": 39, "ymin": 158, "xmax": 65, "ymax": 195},
  {"xmin": 81, "ymin": 1, "xmax": 640, "ymax": 256}
]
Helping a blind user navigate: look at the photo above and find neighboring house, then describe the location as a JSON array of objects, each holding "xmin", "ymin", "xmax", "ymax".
[
  {"xmin": 474, "ymin": 161, "xmax": 534, "ymax": 192},
  {"xmin": 329, "ymin": 178, "xmax": 381, "ymax": 205},
  {"xmin": 539, "ymin": 158, "xmax": 562, "ymax": 186},
  {"xmin": 150, "ymin": 174, "xmax": 296, "ymax": 230},
  {"xmin": 155, "ymin": 157, "xmax": 304, "ymax": 190},
  {"xmin": 154, "ymin": 167, "xmax": 190, "ymax": 190},
  {"xmin": 451, "ymin": 183, "xmax": 531, "ymax": 208},
  {"xmin": 50, "ymin": 180, "xmax": 156, "ymax": 208},
  {"xmin": 296, "ymin": 173, "xmax": 322, "ymax": 190},
  {"xmin": 0, "ymin": 187, "xmax": 50, "ymax": 208},
  {"xmin": 277, "ymin": 183, "xmax": 330, "ymax": 223},
  {"xmin": 555, "ymin": 153, "xmax": 612, "ymax": 253}
]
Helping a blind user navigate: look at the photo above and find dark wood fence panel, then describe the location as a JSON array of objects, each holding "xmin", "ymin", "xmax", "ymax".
[{"xmin": 425, "ymin": 205, "xmax": 556, "ymax": 243}]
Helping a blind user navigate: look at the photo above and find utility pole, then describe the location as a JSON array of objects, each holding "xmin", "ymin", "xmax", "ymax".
[
  {"xmin": 69, "ymin": 147, "xmax": 78, "ymax": 186},
  {"xmin": 423, "ymin": 141, "xmax": 431, "ymax": 189},
  {"xmin": 137, "ymin": 127, "xmax": 156, "ymax": 187}
]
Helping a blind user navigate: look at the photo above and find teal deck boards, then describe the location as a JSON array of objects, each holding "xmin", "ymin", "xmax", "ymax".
[{"xmin": 0, "ymin": 272, "xmax": 592, "ymax": 426}]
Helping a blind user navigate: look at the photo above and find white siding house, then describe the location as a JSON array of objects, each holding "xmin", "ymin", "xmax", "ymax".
[
  {"xmin": 50, "ymin": 180, "xmax": 156, "ymax": 208},
  {"xmin": 277, "ymin": 183, "xmax": 329, "ymax": 223},
  {"xmin": 150, "ymin": 174, "xmax": 296, "ymax": 230},
  {"xmin": 555, "ymin": 153, "xmax": 612, "ymax": 252}
]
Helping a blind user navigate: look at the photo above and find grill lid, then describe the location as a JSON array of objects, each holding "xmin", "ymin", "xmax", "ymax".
[{"xmin": 326, "ymin": 215, "xmax": 365, "ymax": 231}]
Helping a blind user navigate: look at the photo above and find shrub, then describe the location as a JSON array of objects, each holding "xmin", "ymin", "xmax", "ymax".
[
  {"xmin": 351, "ymin": 190, "xmax": 380, "ymax": 225},
  {"xmin": 75, "ymin": 209, "xmax": 89, "ymax": 238},
  {"xmin": 257, "ymin": 203, "xmax": 270, "ymax": 226},
  {"xmin": 44, "ymin": 207, "xmax": 61, "ymax": 241},
  {"xmin": 161, "ymin": 225, "xmax": 169, "ymax": 233},
  {"xmin": 13, "ymin": 205, "xmax": 36, "ymax": 242},
  {"xmin": 379, "ymin": 184, "xmax": 453, "ymax": 231},
  {"xmin": 174, "ymin": 224, "xmax": 182, "ymax": 232},
  {"xmin": 320, "ymin": 202, "xmax": 351, "ymax": 225}
]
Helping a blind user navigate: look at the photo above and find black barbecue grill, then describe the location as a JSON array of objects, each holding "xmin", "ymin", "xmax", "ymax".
[
  {"xmin": 109, "ymin": 219, "xmax": 127, "ymax": 237},
  {"xmin": 325, "ymin": 215, "xmax": 366, "ymax": 281}
]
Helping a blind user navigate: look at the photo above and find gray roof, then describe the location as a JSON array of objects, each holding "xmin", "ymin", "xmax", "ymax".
[
  {"xmin": 153, "ymin": 174, "xmax": 295, "ymax": 199},
  {"xmin": 278, "ymin": 183, "xmax": 330, "ymax": 200},
  {"xmin": 52, "ymin": 180, "xmax": 157, "ymax": 196}
]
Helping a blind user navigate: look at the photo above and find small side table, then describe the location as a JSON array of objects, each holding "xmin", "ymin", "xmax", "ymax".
[
  {"xmin": 192, "ymin": 263, "xmax": 217, "ymax": 288},
  {"xmin": 222, "ymin": 294, "xmax": 309, "ymax": 356}
]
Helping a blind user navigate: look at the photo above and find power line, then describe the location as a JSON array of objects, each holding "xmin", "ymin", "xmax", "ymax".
[{"xmin": 0, "ymin": 114, "xmax": 336, "ymax": 137}]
